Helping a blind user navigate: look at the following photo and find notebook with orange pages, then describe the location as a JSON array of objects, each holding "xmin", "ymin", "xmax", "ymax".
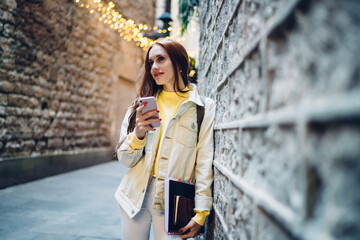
[{"xmin": 164, "ymin": 177, "xmax": 204, "ymax": 235}]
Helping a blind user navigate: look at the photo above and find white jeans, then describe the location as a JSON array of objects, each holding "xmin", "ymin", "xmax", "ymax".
[{"xmin": 119, "ymin": 177, "xmax": 183, "ymax": 240}]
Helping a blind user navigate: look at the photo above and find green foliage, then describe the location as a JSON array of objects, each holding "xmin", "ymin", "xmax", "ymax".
[
  {"xmin": 189, "ymin": 56, "xmax": 196, "ymax": 68},
  {"xmin": 178, "ymin": 0, "xmax": 199, "ymax": 36},
  {"xmin": 188, "ymin": 56, "xmax": 198, "ymax": 83}
]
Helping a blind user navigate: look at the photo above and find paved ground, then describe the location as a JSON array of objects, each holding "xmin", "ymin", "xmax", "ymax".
[{"xmin": 0, "ymin": 161, "xmax": 138, "ymax": 240}]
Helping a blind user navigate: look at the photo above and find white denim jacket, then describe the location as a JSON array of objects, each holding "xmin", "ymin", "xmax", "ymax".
[{"xmin": 115, "ymin": 84, "xmax": 215, "ymax": 219}]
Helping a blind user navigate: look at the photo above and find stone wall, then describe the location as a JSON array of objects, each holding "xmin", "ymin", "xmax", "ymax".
[
  {"xmin": 198, "ymin": 0, "xmax": 360, "ymax": 239},
  {"xmin": 0, "ymin": 0, "xmax": 155, "ymax": 160}
]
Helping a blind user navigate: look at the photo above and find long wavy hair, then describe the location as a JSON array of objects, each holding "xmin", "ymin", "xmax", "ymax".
[{"xmin": 114, "ymin": 39, "xmax": 191, "ymax": 155}]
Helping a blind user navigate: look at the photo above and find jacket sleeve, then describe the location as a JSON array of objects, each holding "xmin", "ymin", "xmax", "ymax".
[
  {"xmin": 116, "ymin": 107, "xmax": 145, "ymax": 168},
  {"xmin": 194, "ymin": 98, "xmax": 215, "ymax": 211}
]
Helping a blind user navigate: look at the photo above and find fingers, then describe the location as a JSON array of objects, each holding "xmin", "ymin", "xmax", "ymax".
[
  {"xmin": 136, "ymin": 104, "xmax": 159, "ymax": 120},
  {"xmin": 180, "ymin": 228, "xmax": 196, "ymax": 239},
  {"xmin": 180, "ymin": 220, "xmax": 201, "ymax": 239},
  {"xmin": 179, "ymin": 221, "xmax": 192, "ymax": 237},
  {"xmin": 135, "ymin": 103, "xmax": 147, "ymax": 118},
  {"xmin": 135, "ymin": 115, "xmax": 161, "ymax": 138},
  {"xmin": 135, "ymin": 103, "xmax": 160, "ymax": 138},
  {"xmin": 136, "ymin": 104, "xmax": 160, "ymax": 126},
  {"xmin": 136, "ymin": 103, "xmax": 158, "ymax": 117},
  {"xmin": 181, "ymin": 229, "xmax": 199, "ymax": 239},
  {"xmin": 136, "ymin": 103, "xmax": 147, "ymax": 112},
  {"xmin": 136, "ymin": 122, "xmax": 155, "ymax": 131},
  {"xmin": 135, "ymin": 115, "xmax": 161, "ymax": 130},
  {"xmin": 142, "ymin": 117, "xmax": 161, "ymax": 126},
  {"xmin": 142, "ymin": 109, "xmax": 160, "ymax": 119}
]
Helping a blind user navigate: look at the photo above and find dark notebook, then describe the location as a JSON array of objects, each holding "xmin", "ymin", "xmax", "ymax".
[{"xmin": 165, "ymin": 177, "xmax": 204, "ymax": 235}]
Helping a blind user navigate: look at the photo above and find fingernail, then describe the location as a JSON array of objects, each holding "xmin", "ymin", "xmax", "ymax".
[
  {"xmin": 156, "ymin": 110, "xmax": 160, "ymax": 112},
  {"xmin": 159, "ymin": 118, "xmax": 162, "ymax": 121},
  {"xmin": 179, "ymin": 230, "xmax": 183, "ymax": 234}
]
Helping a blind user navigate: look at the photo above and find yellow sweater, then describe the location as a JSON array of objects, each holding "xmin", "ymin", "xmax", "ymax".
[{"xmin": 129, "ymin": 87, "xmax": 209, "ymax": 226}]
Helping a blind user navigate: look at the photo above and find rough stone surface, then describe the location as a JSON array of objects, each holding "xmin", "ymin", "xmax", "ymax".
[
  {"xmin": 198, "ymin": 0, "xmax": 360, "ymax": 239},
  {"xmin": 0, "ymin": 0, "xmax": 156, "ymax": 159}
]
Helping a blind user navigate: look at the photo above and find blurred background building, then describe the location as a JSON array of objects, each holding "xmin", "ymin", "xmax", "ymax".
[
  {"xmin": 197, "ymin": 1, "xmax": 360, "ymax": 240},
  {"xmin": 0, "ymin": 0, "xmax": 155, "ymax": 188},
  {"xmin": 0, "ymin": 0, "xmax": 202, "ymax": 189}
]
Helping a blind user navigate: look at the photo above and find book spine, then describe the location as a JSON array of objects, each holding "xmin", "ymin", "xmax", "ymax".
[{"xmin": 164, "ymin": 179, "xmax": 170, "ymax": 233}]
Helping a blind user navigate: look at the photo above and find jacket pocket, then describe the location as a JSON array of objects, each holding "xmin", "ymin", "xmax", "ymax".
[{"xmin": 177, "ymin": 117, "xmax": 198, "ymax": 147}]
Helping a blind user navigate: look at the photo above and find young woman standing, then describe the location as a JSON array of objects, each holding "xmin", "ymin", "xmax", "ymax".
[{"xmin": 115, "ymin": 39, "xmax": 215, "ymax": 239}]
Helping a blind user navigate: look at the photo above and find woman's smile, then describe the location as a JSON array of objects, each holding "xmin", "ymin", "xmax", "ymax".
[{"xmin": 153, "ymin": 72, "xmax": 164, "ymax": 78}]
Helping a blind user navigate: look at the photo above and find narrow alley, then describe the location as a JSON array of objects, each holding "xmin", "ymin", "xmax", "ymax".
[{"xmin": 0, "ymin": 161, "xmax": 129, "ymax": 239}]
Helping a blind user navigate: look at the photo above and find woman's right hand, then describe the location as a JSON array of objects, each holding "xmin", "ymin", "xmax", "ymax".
[{"xmin": 134, "ymin": 103, "xmax": 161, "ymax": 140}]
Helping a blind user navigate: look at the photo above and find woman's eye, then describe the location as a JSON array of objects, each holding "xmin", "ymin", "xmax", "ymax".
[
  {"xmin": 149, "ymin": 61, "xmax": 153, "ymax": 67},
  {"xmin": 158, "ymin": 56, "xmax": 164, "ymax": 61}
]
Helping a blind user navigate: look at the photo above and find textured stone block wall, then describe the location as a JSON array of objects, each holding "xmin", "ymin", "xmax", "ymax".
[
  {"xmin": 198, "ymin": 0, "xmax": 360, "ymax": 239},
  {"xmin": 0, "ymin": 0, "xmax": 155, "ymax": 159}
]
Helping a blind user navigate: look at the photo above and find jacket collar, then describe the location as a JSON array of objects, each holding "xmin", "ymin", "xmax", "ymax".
[
  {"xmin": 155, "ymin": 83, "xmax": 204, "ymax": 107},
  {"xmin": 187, "ymin": 83, "xmax": 204, "ymax": 107},
  {"xmin": 172, "ymin": 83, "xmax": 204, "ymax": 119}
]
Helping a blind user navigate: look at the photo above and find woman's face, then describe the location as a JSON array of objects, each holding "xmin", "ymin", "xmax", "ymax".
[{"xmin": 148, "ymin": 44, "xmax": 175, "ymax": 91}]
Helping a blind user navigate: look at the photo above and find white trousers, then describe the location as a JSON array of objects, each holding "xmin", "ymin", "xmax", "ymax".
[{"xmin": 119, "ymin": 177, "xmax": 183, "ymax": 240}]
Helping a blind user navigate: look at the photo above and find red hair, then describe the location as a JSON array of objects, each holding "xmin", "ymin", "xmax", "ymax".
[
  {"xmin": 127, "ymin": 39, "xmax": 191, "ymax": 134},
  {"xmin": 139, "ymin": 38, "xmax": 190, "ymax": 97}
]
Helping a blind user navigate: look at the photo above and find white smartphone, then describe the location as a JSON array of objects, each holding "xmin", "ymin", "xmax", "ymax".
[{"xmin": 138, "ymin": 96, "xmax": 161, "ymax": 128}]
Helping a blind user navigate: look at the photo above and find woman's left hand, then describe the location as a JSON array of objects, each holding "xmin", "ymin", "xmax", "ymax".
[{"xmin": 179, "ymin": 219, "xmax": 201, "ymax": 239}]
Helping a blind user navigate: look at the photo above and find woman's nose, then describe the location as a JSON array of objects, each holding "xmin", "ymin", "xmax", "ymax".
[{"xmin": 152, "ymin": 62, "xmax": 158, "ymax": 71}]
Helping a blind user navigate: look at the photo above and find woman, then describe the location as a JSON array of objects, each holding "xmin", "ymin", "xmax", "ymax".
[{"xmin": 115, "ymin": 39, "xmax": 215, "ymax": 239}]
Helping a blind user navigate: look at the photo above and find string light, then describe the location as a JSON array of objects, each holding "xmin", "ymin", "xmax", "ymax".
[
  {"xmin": 74, "ymin": 0, "xmax": 172, "ymax": 50},
  {"xmin": 73, "ymin": 0, "xmax": 197, "ymax": 52}
]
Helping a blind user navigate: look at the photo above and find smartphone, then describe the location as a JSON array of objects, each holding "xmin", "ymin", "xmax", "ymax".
[{"xmin": 138, "ymin": 96, "xmax": 161, "ymax": 128}]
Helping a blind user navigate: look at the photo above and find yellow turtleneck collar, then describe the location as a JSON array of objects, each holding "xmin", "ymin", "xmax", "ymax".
[{"xmin": 159, "ymin": 86, "xmax": 190, "ymax": 100}]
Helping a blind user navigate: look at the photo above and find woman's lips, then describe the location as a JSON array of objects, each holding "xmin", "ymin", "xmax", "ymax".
[{"xmin": 154, "ymin": 72, "xmax": 163, "ymax": 78}]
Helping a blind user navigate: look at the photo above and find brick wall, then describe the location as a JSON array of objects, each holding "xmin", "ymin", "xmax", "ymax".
[
  {"xmin": 198, "ymin": 0, "xmax": 360, "ymax": 239},
  {"xmin": 0, "ymin": 0, "xmax": 155, "ymax": 159}
]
